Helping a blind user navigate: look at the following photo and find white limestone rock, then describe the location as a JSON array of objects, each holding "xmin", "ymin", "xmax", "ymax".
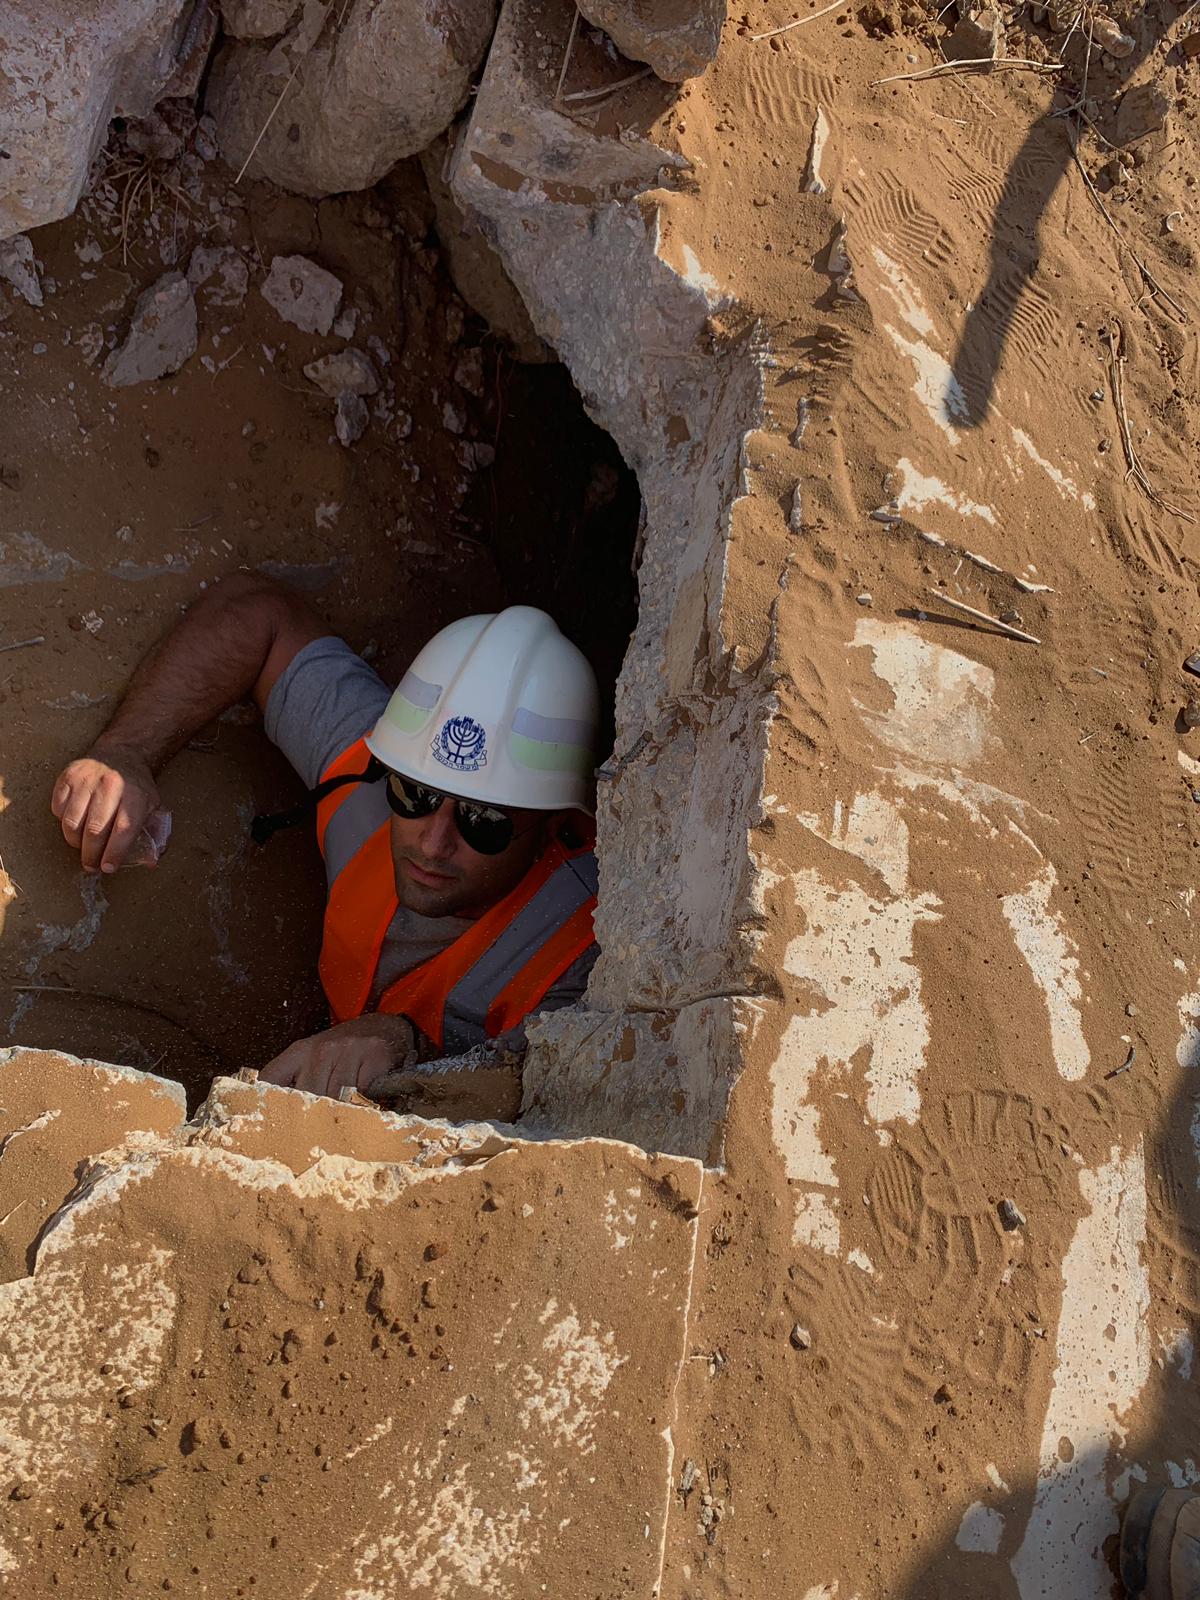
[
  {"xmin": 218, "ymin": 0, "xmax": 301, "ymax": 36},
  {"xmin": 187, "ymin": 244, "xmax": 249, "ymax": 307},
  {"xmin": 0, "ymin": 235, "xmax": 44, "ymax": 307},
  {"xmin": 575, "ymin": 0, "xmax": 726, "ymax": 81},
  {"xmin": 334, "ymin": 390, "xmax": 369, "ymax": 446},
  {"xmin": 0, "ymin": 0, "xmax": 195, "ymax": 241},
  {"xmin": 303, "ymin": 348, "xmax": 379, "ymax": 397},
  {"xmin": 206, "ymin": 0, "xmax": 499, "ymax": 198},
  {"xmin": 101, "ymin": 271, "xmax": 198, "ymax": 386},
  {"xmin": 260, "ymin": 254, "xmax": 342, "ymax": 335}
]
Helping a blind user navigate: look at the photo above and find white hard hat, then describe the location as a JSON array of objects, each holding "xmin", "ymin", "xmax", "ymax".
[{"xmin": 366, "ymin": 606, "xmax": 599, "ymax": 812}]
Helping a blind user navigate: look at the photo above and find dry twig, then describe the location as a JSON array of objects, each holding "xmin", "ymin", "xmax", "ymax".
[
  {"xmin": 555, "ymin": 5, "xmax": 582, "ymax": 103},
  {"xmin": 871, "ymin": 56, "xmax": 1064, "ymax": 84},
  {"xmin": 752, "ymin": 0, "xmax": 845, "ymax": 41},
  {"xmin": 923, "ymin": 589, "xmax": 1043, "ymax": 643},
  {"xmin": 563, "ymin": 67, "xmax": 653, "ymax": 102},
  {"xmin": 1103, "ymin": 320, "xmax": 1197, "ymax": 523},
  {"xmin": 0, "ymin": 635, "xmax": 43, "ymax": 654}
]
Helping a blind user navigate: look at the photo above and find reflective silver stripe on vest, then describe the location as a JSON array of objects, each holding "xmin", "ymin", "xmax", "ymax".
[
  {"xmin": 322, "ymin": 777, "xmax": 391, "ymax": 887},
  {"xmin": 441, "ymin": 850, "xmax": 598, "ymax": 1050}
]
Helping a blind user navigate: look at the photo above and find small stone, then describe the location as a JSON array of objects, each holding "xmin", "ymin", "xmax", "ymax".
[
  {"xmin": 333, "ymin": 308, "xmax": 359, "ymax": 340},
  {"xmin": 102, "ymin": 272, "xmax": 197, "ymax": 387},
  {"xmin": 334, "ymin": 391, "xmax": 369, "ymax": 447},
  {"xmin": 261, "ymin": 255, "xmax": 343, "ymax": 336},
  {"xmin": 442, "ymin": 401, "xmax": 465, "ymax": 435},
  {"xmin": 1125, "ymin": 1003, "xmax": 1139, "ymax": 1017},
  {"xmin": 945, "ymin": 7, "xmax": 1004, "ymax": 62},
  {"xmin": 856, "ymin": 591, "xmax": 873, "ymax": 606},
  {"xmin": 1093, "ymin": 13, "xmax": 1135, "ymax": 56},
  {"xmin": 998, "ymin": 1198, "xmax": 1026, "ymax": 1231},
  {"xmin": 998, "ymin": 607, "xmax": 1023, "ymax": 626},
  {"xmin": 1104, "ymin": 157, "xmax": 1131, "ymax": 186},
  {"xmin": 1185, "ymin": 652, "xmax": 1200, "ymax": 678},
  {"xmin": 303, "ymin": 349, "xmax": 379, "ymax": 398},
  {"xmin": 1089, "ymin": 388, "xmax": 1105, "ymax": 403},
  {"xmin": 789, "ymin": 1323, "xmax": 811, "ymax": 1350},
  {"xmin": 9, "ymin": 1480, "xmax": 34, "ymax": 1501},
  {"xmin": 1185, "ymin": 699, "xmax": 1200, "ymax": 731},
  {"xmin": 1115, "ymin": 81, "xmax": 1171, "ymax": 146},
  {"xmin": 0, "ymin": 235, "xmax": 43, "ymax": 306},
  {"xmin": 187, "ymin": 245, "xmax": 249, "ymax": 308},
  {"xmin": 1183, "ymin": 29, "xmax": 1200, "ymax": 59}
]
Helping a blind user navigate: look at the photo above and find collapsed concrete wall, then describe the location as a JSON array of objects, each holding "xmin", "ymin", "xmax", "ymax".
[
  {"xmin": 0, "ymin": 1048, "xmax": 701, "ymax": 1592},
  {"xmin": 448, "ymin": 0, "xmax": 1200, "ymax": 1592}
]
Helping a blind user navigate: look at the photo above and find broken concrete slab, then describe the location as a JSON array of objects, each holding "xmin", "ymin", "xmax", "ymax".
[
  {"xmin": 101, "ymin": 270, "xmax": 198, "ymax": 386},
  {"xmin": 577, "ymin": 0, "xmax": 726, "ymax": 81},
  {"xmin": 0, "ymin": 1065, "xmax": 702, "ymax": 1595},
  {"xmin": 0, "ymin": 1047, "xmax": 185, "ymax": 1285},
  {"xmin": 303, "ymin": 347, "xmax": 379, "ymax": 397},
  {"xmin": 206, "ymin": 0, "xmax": 499, "ymax": 197},
  {"xmin": 0, "ymin": 0, "xmax": 196, "ymax": 241},
  {"xmin": 260, "ymin": 253, "xmax": 343, "ymax": 334},
  {"xmin": 419, "ymin": 135, "xmax": 551, "ymax": 363}
]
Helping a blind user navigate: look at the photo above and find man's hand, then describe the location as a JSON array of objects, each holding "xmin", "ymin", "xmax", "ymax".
[
  {"xmin": 260, "ymin": 1015, "xmax": 418, "ymax": 1100},
  {"xmin": 51, "ymin": 744, "xmax": 161, "ymax": 874}
]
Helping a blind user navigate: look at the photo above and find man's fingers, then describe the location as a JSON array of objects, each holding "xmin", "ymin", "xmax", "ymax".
[
  {"xmin": 260, "ymin": 1047, "xmax": 304, "ymax": 1087},
  {"xmin": 100, "ymin": 799, "xmax": 147, "ymax": 874},
  {"xmin": 78, "ymin": 777, "xmax": 123, "ymax": 873}
]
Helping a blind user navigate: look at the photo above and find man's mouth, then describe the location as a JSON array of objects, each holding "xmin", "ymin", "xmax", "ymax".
[{"xmin": 401, "ymin": 858, "xmax": 456, "ymax": 888}]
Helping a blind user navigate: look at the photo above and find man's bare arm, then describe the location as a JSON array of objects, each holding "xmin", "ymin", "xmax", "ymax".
[{"xmin": 51, "ymin": 570, "xmax": 329, "ymax": 873}]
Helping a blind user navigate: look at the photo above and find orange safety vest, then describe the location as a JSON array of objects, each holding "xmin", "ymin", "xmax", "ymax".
[{"xmin": 314, "ymin": 738, "xmax": 598, "ymax": 1052}]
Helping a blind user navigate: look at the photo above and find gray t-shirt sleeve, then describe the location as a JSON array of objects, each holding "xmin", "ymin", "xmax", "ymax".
[{"xmin": 263, "ymin": 636, "xmax": 391, "ymax": 788}]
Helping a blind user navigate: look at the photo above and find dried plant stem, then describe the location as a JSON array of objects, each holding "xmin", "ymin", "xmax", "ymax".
[
  {"xmin": 924, "ymin": 589, "xmax": 1043, "ymax": 644},
  {"xmin": 563, "ymin": 67, "xmax": 653, "ymax": 102},
  {"xmin": 555, "ymin": 5, "xmax": 581, "ymax": 103},
  {"xmin": 236, "ymin": 56, "xmax": 303, "ymax": 183},
  {"xmin": 753, "ymin": 0, "xmax": 846, "ymax": 42},
  {"xmin": 872, "ymin": 56, "xmax": 1064, "ymax": 84}
]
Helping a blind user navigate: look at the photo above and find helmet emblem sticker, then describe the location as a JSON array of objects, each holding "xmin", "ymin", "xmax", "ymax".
[{"xmin": 432, "ymin": 715, "xmax": 488, "ymax": 773}]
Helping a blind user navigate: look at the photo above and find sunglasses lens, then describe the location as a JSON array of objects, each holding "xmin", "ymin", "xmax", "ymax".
[
  {"xmin": 386, "ymin": 774, "xmax": 442, "ymax": 818},
  {"xmin": 456, "ymin": 803, "xmax": 514, "ymax": 856}
]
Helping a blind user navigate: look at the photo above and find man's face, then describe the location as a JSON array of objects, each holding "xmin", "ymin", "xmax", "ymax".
[{"xmin": 389, "ymin": 793, "xmax": 549, "ymax": 918}]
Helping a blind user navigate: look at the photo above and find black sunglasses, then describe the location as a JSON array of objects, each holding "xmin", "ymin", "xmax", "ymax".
[{"xmin": 385, "ymin": 772, "xmax": 519, "ymax": 856}]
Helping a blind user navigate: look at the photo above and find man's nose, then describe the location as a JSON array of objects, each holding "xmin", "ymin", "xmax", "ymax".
[{"xmin": 419, "ymin": 799, "xmax": 460, "ymax": 861}]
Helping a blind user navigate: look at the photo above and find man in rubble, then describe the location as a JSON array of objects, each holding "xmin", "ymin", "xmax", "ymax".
[{"xmin": 49, "ymin": 573, "xmax": 600, "ymax": 1110}]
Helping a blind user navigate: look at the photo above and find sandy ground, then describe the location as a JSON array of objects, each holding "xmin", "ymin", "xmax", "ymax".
[{"xmin": 0, "ymin": 114, "xmax": 635, "ymax": 1105}]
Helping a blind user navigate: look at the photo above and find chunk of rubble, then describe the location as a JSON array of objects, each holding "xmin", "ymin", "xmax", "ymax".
[
  {"xmin": 0, "ymin": 235, "xmax": 43, "ymax": 307},
  {"xmin": 1115, "ymin": 81, "xmax": 1172, "ymax": 146},
  {"xmin": 187, "ymin": 244, "xmax": 249, "ymax": 307},
  {"xmin": 207, "ymin": 0, "xmax": 499, "ymax": 197},
  {"xmin": 101, "ymin": 271, "xmax": 198, "ymax": 386},
  {"xmin": 803, "ymin": 108, "xmax": 831, "ymax": 196},
  {"xmin": 261, "ymin": 254, "xmax": 343, "ymax": 335},
  {"xmin": 945, "ymin": 5, "xmax": 1004, "ymax": 61},
  {"xmin": 1093, "ymin": 13, "xmax": 1135, "ymax": 56},
  {"xmin": 0, "ymin": 0, "xmax": 198, "ymax": 239},
  {"xmin": 0, "ymin": 1052, "xmax": 701, "ymax": 1595},
  {"xmin": 218, "ymin": 0, "xmax": 302, "ymax": 36},
  {"xmin": 334, "ymin": 390, "xmax": 369, "ymax": 446},
  {"xmin": 576, "ymin": 0, "xmax": 727, "ymax": 81},
  {"xmin": 303, "ymin": 348, "xmax": 379, "ymax": 397},
  {"xmin": 420, "ymin": 141, "xmax": 550, "ymax": 363}
]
